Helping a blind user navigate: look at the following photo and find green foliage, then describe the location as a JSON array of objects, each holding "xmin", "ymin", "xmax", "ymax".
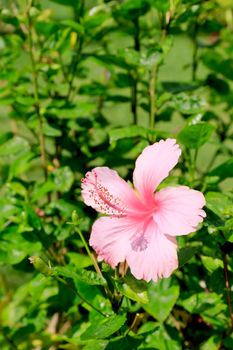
[
  {"xmin": 0, "ymin": 0, "xmax": 233, "ymax": 349},
  {"xmin": 177, "ymin": 122, "xmax": 215, "ymax": 149},
  {"xmin": 143, "ymin": 278, "xmax": 180, "ymax": 323},
  {"xmin": 81, "ymin": 314, "xmax": 127, "ymax": 340}
]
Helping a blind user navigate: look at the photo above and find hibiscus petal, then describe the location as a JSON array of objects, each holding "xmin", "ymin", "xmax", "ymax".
[
  {"xmin": 133, "ymin": 139, "xmax": 181, "ymax": 205},
  {"xmin": 90, "ymin": 216, "xmax": 141, "ymax": 268},
  {"xmin": 81, "ymin": 167, "xmax": 144, "ymax": 216},
  {"xmin": 126, "ymin": 220, "xmax": 178, "ymax": 282},
  {"xmin": 153, "ymin": 186, "xmax": 206, "ymax": 236}
]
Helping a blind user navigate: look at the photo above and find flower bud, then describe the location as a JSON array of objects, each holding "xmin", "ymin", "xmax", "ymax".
[
  {"xmin": 29, "ymin": 256, "xmax": 54, "ymax": 276},
  {"xmin": 29, "ymin": 7, "xmax": 40, "ymax": 17},
  {"xmin": 71, "ymin": 210, "xmax": 79, "ymax": 224}
]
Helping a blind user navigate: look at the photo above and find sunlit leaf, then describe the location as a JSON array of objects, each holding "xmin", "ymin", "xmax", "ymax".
[
  {"xmin": 206, "ymin": 192, "xmax": 233, "ymax": 218},
  {"xmin": 143, "ymin": 278, "xmax": 180, "ymax": 322},
  {"xmin": 177, "ymin": 122, "xmax": 215, "ymax": 149},
  {"xmin": 81, "ymin": 314, "xmax": 127, "ymax": 340}
]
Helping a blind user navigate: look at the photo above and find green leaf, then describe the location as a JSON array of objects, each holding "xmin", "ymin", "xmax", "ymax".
[
  {"xmin": 7, "ymin": 181, "xmax": 27, "ymax": 198},
  {"xmin": 48, "ymin": 199, "xmax": 81, "ymax": 218},
  {"xmin": 54, "ymin": 266, "xmax": 107, "ymax": 286},
  {"xmin": 15, "ymin": 96, "xmax": 35, "ymax": 106},
  {"xmin": 91, "ymin": 54, "xmax": 130, "ymax": 70},
  {"xmin": 49, "ymin": 103, "xmax": 96, "ymax": 119},
  {"xmin": 67, "ymin": 252, "xmax": 92, "ymax": 268},
  {"xmin": 106, "ymin": 335, "xmax": 142, "ymax": 350},
  {"xmin": 116, "ymin": 0, "xmax": 151, "ymax": 20},
  {"xmin": 143, "ymin": 324, "xmax": 181, "ymax": 350},
  {"xmin": 81, "ymin": 314, "xmax": 127, "ymax": 340},
  {"xmin": 143, "ymin": 278, "xmax": 179, "ymax": 322},
  {"xmin": 83, "ymin": 339, "xmax": 108, "ymax": 350},
  {"xmin": 32, "ymin": 181, "xmax": 55, "ymax": 202},
  {"xmin": 117, "ymin": 282, "xmax": 148, "ymax": 304},
  {"xmin": 9, "ymin": 152, "xmax": 35, "ymax": 179},
  {"xmin": 0, "ymin": 136, "xmax": 30, "ymax": 157},
  {"xmin": 177, "ymin": 122, "xmax": 215, "ymax": 149},
  {"xmin": 180, "ymin": 292, "xmax": 227, "ymax": 314},
  {"xmin": 61, "ymin": 19, "xmax": 84, "ymax": 34},
  {"xmin": 109, "ymin": 125, "xmax": 153, "ymax": 143},
  {"xmin": 178, "ymin": 246, "xmax": 198, "ymax": 267},
  {"xmin": 49, "ymin": 0, "xmax": 77, "ymax": 6},
  {"xmin": 43, "ymin": 122, "xmax": 62, "ymax": 137},
  {"xmin": 173, "ymin": 93, "xmax": 205, "ymax": 115},
  {"xmin": 123, "ymin": 272, "xmax": 148, "ymax": 293},
  {"xmin": 140, "ymin": 48, "xmax": 163, "ymax": 67},
  {"xmin": 201, "ymin": 256, "xmax": 223, "ymax": 273},
  {"xmin": 223, "ymin": 219, "xmax": 233, "ymax": 242},
  {"xmin": 24, "ymin": 203, "xmax": 42, "ymax": 231},
  {"xmin": 0, "ymin": 228, "xmax": 42, "ymax": 265},
  {"xmin": 200, "ymin": 335, "xmax": 222, "ymax": 350},
  {"xmin": 209, "ymin": 158, "xmax": 233, "ymax": 182},
  {"xmin": 53, "ymin": 166, "xmax": 74, "ymax": 192},
  {"xmin": 179, "ymin": 292, "xmax": 227, "ymax": 328},
  {"xmin": 0, "ymin": 131, "xmax": 13, "ymax": 145},
  {"xmin": 150, "ymin": 0, "xmax": 170, "ymax": 12},
  {"xmin": 84, "ymin": 4, "xmax": 111, "ymax": 31},
  {"xmin": 224, "ymin": 335, "xmax": 233, "ymax": 349},
  {"xmin": 206, "ymin": 74, "xmax": 230, "ymax": 95},
  {"xmin": 203, "ymin": 51, "xmax": 233, "ymax": 81},
  {"xmin": 209, "ymin": 268, "xmax": 226, "ymax": 294},
  {"xmin": 205, "ymin": 192, "xmax": 233, "ymax": 218}
]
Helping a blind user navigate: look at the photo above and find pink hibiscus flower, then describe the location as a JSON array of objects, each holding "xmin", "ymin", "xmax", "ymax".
[{"xmin": 81, "ymin": 139, "xmax": 206, "ymax": 282}]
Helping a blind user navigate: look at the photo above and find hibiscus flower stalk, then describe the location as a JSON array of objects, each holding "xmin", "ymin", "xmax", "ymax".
[
  {"xmin": 81, "ymin": 139, "xmax": 206, "ymax": 282},
  {"xmin": 71, "ymin": 211, "xmax": 102, "ymax": 275},
  {"xmin": 221, "ymin": 246, "xmax": 233, "ymax": 329},
  {"xmin": 71, "ymin": 211, "xmax": 112, "ymax": 299}
]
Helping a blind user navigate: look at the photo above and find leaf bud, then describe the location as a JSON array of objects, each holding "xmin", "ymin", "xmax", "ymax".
[
  {"xmin": 71, "ymin": 210, "xmax": 79, "ymax": 225},
  {"xmin": 29, "ymin": 256, "xmax": 54, "ymax": 276}
]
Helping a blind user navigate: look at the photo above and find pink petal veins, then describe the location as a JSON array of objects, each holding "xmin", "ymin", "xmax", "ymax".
[
  {"xmin": 81, "ymin": 166, "xmax": 145, "ymax": 216},
  {"xmin": 153, "ymin": 186, "xmax": 206, "ymax": 236},
  {"xmin": 133, "ymin": 139, "xmax": 181, "ymax": 205}
]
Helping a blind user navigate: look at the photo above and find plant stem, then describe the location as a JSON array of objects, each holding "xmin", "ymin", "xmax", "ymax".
[
  {"xmin": 125, "ymin": 313, "xmax": 142, "ymax": 335},
  {"xmin": 149, "ymin": 65, "xmax": 157, "ymax": 129},
  {"xmin": 221, "ymin": 248, "xmax": 233, "ymax": 329},
  {"xmin": 66, "ymin": 37, "xmax": 83, "ymax": 100},
  {"xmin": 27, "ymin": 9, "xmax": 48, "ymax": 181},
  {"xmin": 190, "ymin": 148, "xmax": 198, "ymax": 186},
  {"xmin": 75, "ymin": 225, "xmax": 113, "ymax": 300},
  {"xmin": 66, "ymin": 0, "xmax": 85, "ymax": 100},
  {"xmin": 192, "ymin": 18, "xmax": 198, "ymax": 81},
  {"xmin": 131, "ymin": 78, "xmax": 138, "ymax": 125},
  {"xmin": 1, "ymin": 328, "xmax": 18, "ymax": 350},
  {"xmin": 55, "ymin": 275, "xmax": 108, "ymax": 317},
  {"xmin": 75, "ymin": 226, "xmax": 102, "ymax": 276},
  {"xmin": 58, "ymin": 51, "xmax": 69, "ymax": 84},
  {"xmin": 131, "ymin": 16, "xmax": 140, "ymax": 125},
  {"xmin": 226, "ymin": 8, "xmax": 233, "ymax": 31}
]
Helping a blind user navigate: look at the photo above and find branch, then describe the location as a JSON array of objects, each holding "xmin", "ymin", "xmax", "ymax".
[
  {"xmin": 27, "ymin": 8, "xmax": 48, "ymax": 181},
  {"xmin": 131, "ymin": 16, "xmax": 140, "ymax": 125},
  {"xmin": 221, "ymin": 247, "xmax": 233, "ymax": 329}
]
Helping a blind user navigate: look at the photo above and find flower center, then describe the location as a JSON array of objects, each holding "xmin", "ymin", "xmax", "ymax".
[
  {"xmin": 131, "ymin": 233, "xmax": 148, "ymax": 252},
  {"xmin": 130, "ymin": 217, "xmax": 156, "ymax": 252}
]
